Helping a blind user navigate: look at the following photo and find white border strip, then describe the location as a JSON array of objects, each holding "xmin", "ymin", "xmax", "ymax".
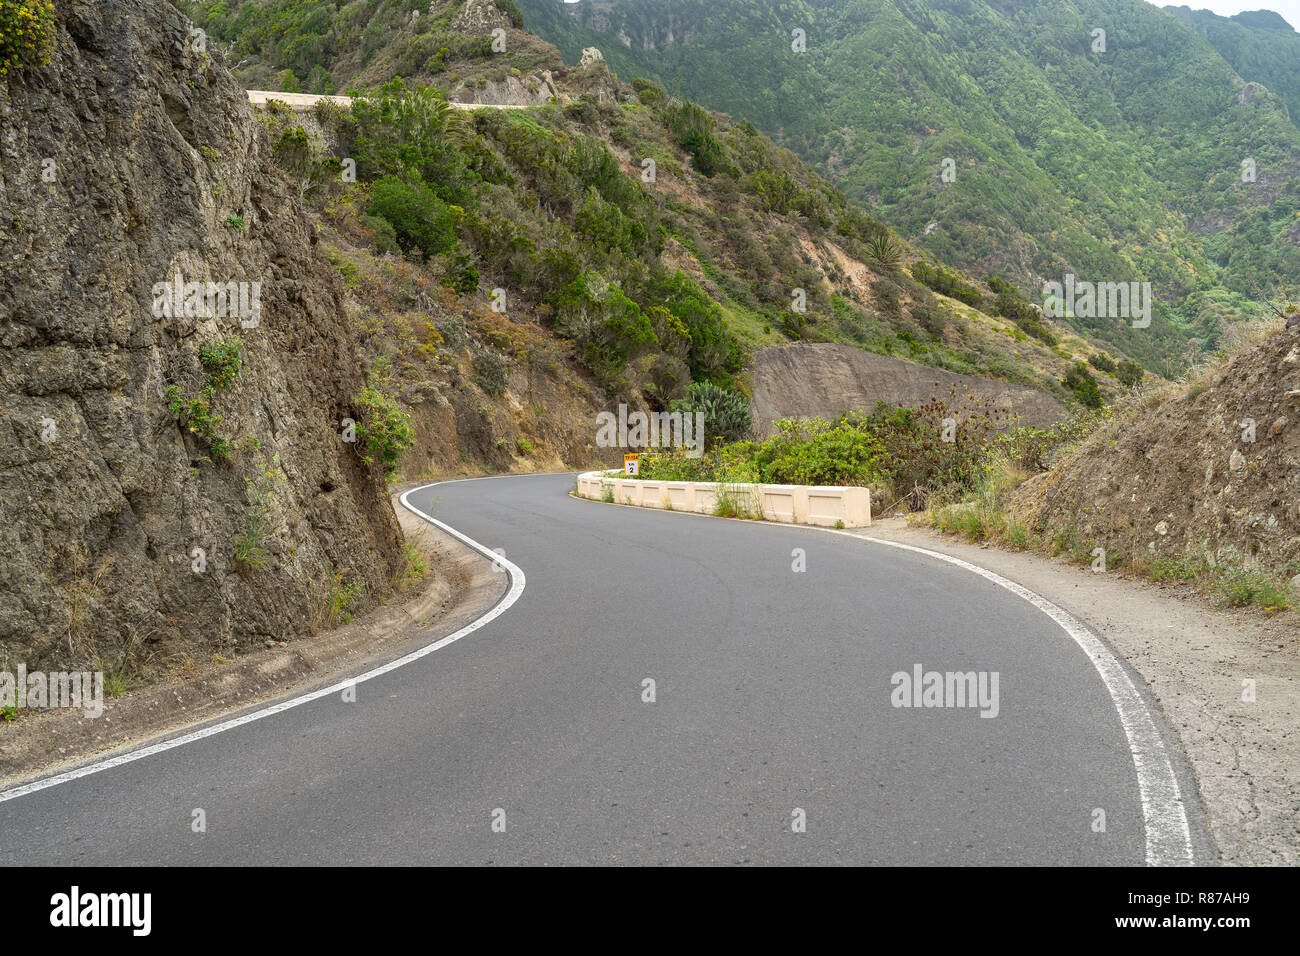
[
  {"xmin": 0, "ymin": 479, "xmax": 525, "ymax": 805},
  {"xmin": 5, "ymin": 473, "xmax": 1198, "ymax": 867},
  {"xmin": 848, "ymin": 533, "xmax": 1196, "ymax": 867},
  {"xmin": 577, "ymin": 490, "xmax": 1196, "ymax": 865}
]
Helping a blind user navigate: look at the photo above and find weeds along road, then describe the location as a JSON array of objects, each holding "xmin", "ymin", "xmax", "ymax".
[{"xmin": 0, "ymin": 473, "xmax": 1205, "ymax": 865}]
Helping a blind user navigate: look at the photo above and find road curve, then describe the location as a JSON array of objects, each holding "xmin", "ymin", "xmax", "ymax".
[{"xmin": 0, "ymin": 473, "xmax": 1202, "ymax": 865}]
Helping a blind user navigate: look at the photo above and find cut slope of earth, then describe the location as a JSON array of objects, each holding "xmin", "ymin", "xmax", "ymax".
[
  {"xmin": 0, "ymin": 0, "xmax": 402, "ymax": 671},
  {"xmin": 750, "ymin": 343, "xmax": 1065, "ymax": 435},
  {"xmin": 1013, "ymin": 322, "xmax": 1300, "ymax": 581}
]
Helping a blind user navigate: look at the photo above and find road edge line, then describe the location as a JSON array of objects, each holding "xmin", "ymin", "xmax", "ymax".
[
  {"xmin": 846, "ymin": 532, "xmax": 1196, "ymax": 867},
  {"xmin": 0, "ymin": 479, "xmax": 525, "ymax": 806},
  {"xmin": 574, "ymin": 490, "xmax": 1197, "ymax": 866}
]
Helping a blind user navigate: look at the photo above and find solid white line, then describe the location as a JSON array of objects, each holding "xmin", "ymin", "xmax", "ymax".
[
  {"xmin": 7, "ymin": 471, "xmax": 1199, "ymax": 867},
  {"xmin": 848, "ymin": 533, "xmax": 1196, "ymax": 867},
  {"xmin": 574, "ymin": 488, "xmax": 1197, "ymax": 866},
  {"xmin": 0, "ymin": 479, "xmax": 525, "ymax": 805}
]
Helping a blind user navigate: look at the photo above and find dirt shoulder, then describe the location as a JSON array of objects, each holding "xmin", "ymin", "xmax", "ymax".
[
  {"xmin": 0, "ymin": 485, "xmax": 504, "ymax": 787},
  {"xmin": 859, "ymin": 517, "xmax": 1300, "ymax": 866}
]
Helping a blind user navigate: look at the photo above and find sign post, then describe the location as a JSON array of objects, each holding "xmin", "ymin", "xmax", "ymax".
[{"xmin": 623, "ymin": 453, "xmax": 640, "ymax": 477}]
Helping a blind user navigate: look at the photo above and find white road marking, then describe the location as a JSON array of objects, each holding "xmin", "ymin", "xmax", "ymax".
[
  {"xmin": 849, "ymin": 534, "xmax": 1195, "ymax": 867},
  {"xmin": 3, "ymin": 472, "xmax": 1200, "ymax": 869},
  {"xmin": 0, "ymin": 479, "xmax": 525, "ymax": 805},
  {"xmin": 578, "ymin": 489, "xmax": 1198, "ymax": 866}
]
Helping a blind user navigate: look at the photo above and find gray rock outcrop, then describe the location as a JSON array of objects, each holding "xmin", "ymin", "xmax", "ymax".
[{"xmin": 0, "ymin": 0, "xmax": 402, "ymax": 671}]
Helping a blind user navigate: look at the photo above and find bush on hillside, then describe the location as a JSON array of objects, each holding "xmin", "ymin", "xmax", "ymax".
[
  {"xmin": 368, "ymin": 176, "xmax": 458, "ymax": 260},
  {"xmin": 1062, "ymin": 362, "xmax": 1103, "ymax": 408},
  {"xmin": 670, "ymin": 380, "xmax": 752, "ymax": 448}
]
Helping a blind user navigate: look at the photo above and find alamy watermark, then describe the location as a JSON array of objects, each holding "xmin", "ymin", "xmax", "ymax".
[
  {"xmin": 890, "ymin": 664, "xmax": 999, "ymax": 718},
  {"xmin": 1, "ymin": 665, "xmax": 104, "ymax": 718},
  {"xmin": 595, "ymin": 404, "xmax": 706, "ymax": 458},
  {"xmin": 151, "ymin": 274, "xmax": 262, "ymax": 329},
  {"xmin": 1042, "ymin": 273, "xmax": 1151, "ymax": 328},
  {"xmin": 50, "ymin": 887, "xmax": 151, "ymax": 936}
]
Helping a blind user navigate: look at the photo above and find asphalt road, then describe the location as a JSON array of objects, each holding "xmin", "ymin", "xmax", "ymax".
[{"xmin": 0, "ymin": 473, "xmax": 1199, "ymax": 865}]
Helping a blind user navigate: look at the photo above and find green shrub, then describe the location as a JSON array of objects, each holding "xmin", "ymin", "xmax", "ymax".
[
  {"xmin": 198, "ymin": 338, "xmax": 243, "ymax": 390},
  {"xmin": 434, "ymin": 317, "xmax": 469, "ymax": 350},
  {"xmin": 1088, "ymin": 352, "xmax": 1117, "ymax": 374},
  {"xmin": 1215, "ymin": 568, "xmax": 1292, "ymax": 610},
  {"xmin": 167, "ymin": 338, "xmax": 243, "ymax": 462},
  {"xmin": 471, "ymin": 349, "xmax": 510, "ymax": 397},
  {"xmin": 441, "ymin": 249, "xmax": 479, "ymax": 294},
  {"xmin": 640, "ymin": 416, "xmax": 885, "ymax": 488},
  {"xmin": 1062, "ymin": 362, "xmax": 1103, "ymax": 408},
  {"xmin": 670, "ymin": 380, "xmax": 752, "ymax": 448},
  {"xmin": 989, "ymin": 274, "xmax": 1057, "ymax": 344},
  {"xmin": 1149, "ymin": 554, "xmax": 1209, "ymax": 582},
  {"xmin": 1117, "ymin": 358, "xmax": 1145, "ymax": 388},
  {"xmin": 997, "ymin": 409, "xmax": 1106, "ymax": 471},
  {"xmin": 634, "ymin": 268, "xmax": 744, "ymax": 383},
  {"xmin": 849, "ymin": 398, "xmax": 1002, "ymax": 508},
  {"xmin": 668, "ymin": 101, "xmax": 726, "ymax": 177},
  {"xmin": 350, "ymin": 80, "xmax": 474, "ymax": 205},
  {"xmin": 0, "ymin": 0, "xmax": 56, "ymax": 76},
  {"xmin": 368, "ymin": 175, "xmax": 457, "ymax": 260},
  {"xmin": 912, "ymin": 261, "xmax": 983, "ymax": 309},
  {"xmin": 360, "ymin": 214, "xmax": 402, "ymax": 256},
  {"xmin": 912, "ymin": 303, "xmax": 948, "ymax": 338},
  {"xmin": 748, "ymin": 418, "xmax": 885, "ymax": 486},
  {"xmin": 631, "ymin": 77, "xmax": 666, "ymax": 106},
  {"xmin": 355, "ymin": 384, "xmax": 414, "ymax": 474}
]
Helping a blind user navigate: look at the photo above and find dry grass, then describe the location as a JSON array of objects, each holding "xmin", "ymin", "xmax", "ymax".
[
  {"xmin": 1180, "ymin": 315, "xmax": 1285, "ymax": 400},
  {"xmin": 391, "ymin": 531, "xmax": 432, "ymax": 593},
  {"xmin": 65, "ymin": 546, "xmax": 114, "ymax": 658}
]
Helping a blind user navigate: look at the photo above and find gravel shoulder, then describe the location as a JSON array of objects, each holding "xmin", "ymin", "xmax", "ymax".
[{"xmin": 860, "ymin": 516, "xmax": 1300, "ymax": 865}]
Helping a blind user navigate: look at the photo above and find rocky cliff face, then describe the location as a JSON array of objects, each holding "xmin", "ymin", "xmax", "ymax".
[
  {"xmin": 0, "ymin": 0, "xmax": 402, "ymax": 673},
  {"xmin": 749, "ymin": 343, "xmax": 1066, "ymax": 435}
]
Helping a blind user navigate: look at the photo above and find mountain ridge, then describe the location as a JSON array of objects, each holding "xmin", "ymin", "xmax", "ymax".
[{"xmin": 519, "ymin": 0, "xmax": 1300, "ymax": 369}]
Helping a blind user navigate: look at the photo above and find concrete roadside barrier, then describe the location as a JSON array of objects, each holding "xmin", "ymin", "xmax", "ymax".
[{"xmin": 575, "ymin": 471, "xmax": 871, "ymax": 528}]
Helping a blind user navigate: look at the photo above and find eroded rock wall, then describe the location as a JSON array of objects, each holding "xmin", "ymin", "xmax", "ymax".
[{"xmin": 0, "ymin": 0, "xmax": 402, "ymax": 671}]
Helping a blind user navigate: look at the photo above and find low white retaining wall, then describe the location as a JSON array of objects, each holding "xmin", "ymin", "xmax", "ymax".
[
  {"xmin": 575, "ymin": 471, "xmax": 871, "ymax": 528},
  {"xmin": 246, "ymin": 90, "xmax": 355, "ymax": 110},
  {"xmin": 245, "ymin": 91, "xmax": 537, "ymax": 112}
]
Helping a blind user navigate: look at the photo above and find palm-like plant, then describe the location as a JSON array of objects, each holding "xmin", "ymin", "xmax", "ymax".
[{"xmin": 864, "ymin": 223, "xmax": 902, "ymax": 271}]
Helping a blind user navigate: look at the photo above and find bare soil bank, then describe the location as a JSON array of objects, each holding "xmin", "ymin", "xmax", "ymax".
[{"xmin": 750, "ymin": 343, "xmax": 1066, "ymax": 434}]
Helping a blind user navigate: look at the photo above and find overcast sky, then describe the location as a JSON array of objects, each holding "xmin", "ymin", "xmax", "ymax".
[{"xmin": 1157, "ymin": 1, "xmax": 1299, "ymax": 29}]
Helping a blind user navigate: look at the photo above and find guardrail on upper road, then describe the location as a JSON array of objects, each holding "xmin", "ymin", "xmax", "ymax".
[{"xmin": 245, "ymin": 90, "xmax": 538, "ymax": 111}]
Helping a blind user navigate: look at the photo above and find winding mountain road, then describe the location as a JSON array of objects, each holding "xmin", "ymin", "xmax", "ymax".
[{"xmin": 0, "ymin": 474, "xmax": 1205, "ymax": 865}]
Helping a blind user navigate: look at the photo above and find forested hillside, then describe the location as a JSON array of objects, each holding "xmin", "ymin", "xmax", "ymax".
[
  {"xmin": 178, "ymin": 0, "xmax": 1149, "ymax": 447},
  {"xmin": 1167, "ymin": 6, "xmax": 1300, "ymax": 123},
  {"xmin": 519, "ymin": 0, "xmax": 1300, "ymax": 372}
]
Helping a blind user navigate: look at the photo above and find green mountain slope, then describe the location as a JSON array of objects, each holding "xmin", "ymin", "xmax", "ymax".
[
  {"xmin": 1166, "ymin": 6, "xmax": 1300, "ymax": 123},
  {"xmin": 179, "ymin": 0, "xmax": 1146, "ymax": 421},
  {"xmin": 519, "ymin": 0, "xmax": 1300, "ymax": 368}
]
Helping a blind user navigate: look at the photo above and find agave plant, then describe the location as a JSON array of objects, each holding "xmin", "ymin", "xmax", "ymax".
[{"xmin": 864, "ymin": 223, "xmax": 902, "ymax": 271}]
